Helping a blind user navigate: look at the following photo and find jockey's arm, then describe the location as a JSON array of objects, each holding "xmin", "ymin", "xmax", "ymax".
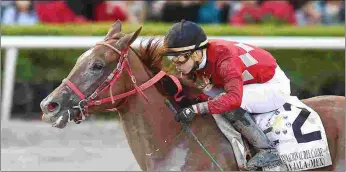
[{"xmin": 193, "ymin": 50, "xmax": 244, "ymax": 115}]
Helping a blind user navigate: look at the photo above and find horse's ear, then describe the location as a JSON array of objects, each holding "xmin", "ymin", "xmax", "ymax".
[
  {"xmin": 117, "ymin": 26, "xmax": 142, "ymax": 50},
  {"xmin": 104, "ymin": 20, "xmax": 122, "ymax": 40}
]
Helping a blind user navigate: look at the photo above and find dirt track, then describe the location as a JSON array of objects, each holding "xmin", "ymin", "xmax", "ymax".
[{"xmin": 1, "ymin": 120, "xmax": 141, "ymax": 171}]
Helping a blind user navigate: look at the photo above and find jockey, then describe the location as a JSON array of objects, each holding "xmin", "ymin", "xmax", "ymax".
[{"xmin": 163, "ymin": 19, "xmax": 291, "ymax": 169}]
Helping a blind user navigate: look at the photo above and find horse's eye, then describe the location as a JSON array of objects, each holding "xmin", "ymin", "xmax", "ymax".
[{"xmin": 91, "ymin": 63, "xmax": 104, "ymax": 71}]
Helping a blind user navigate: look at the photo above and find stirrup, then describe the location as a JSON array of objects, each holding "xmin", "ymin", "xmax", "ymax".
[{"xmin": 246, "ymin": 148, "xmax": 282, "ymax": 170}]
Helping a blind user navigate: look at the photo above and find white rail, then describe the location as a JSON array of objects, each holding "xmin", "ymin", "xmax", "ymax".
[
  {"xmin": 2, "ymin": 36, "xmax": 345, "ymax": 49},
  {"xmin": 1, "ymin": 36, "xmax": 345, "ymax": 122}
]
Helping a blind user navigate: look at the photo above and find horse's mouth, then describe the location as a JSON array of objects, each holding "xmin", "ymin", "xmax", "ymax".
[{"xmin": 42, "ymin": 109, "xmax": 79, "ymax": 129}]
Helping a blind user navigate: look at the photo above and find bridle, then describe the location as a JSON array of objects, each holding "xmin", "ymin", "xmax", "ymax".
[
  {"xmin": 62, "ymin": 40, "xmax": 183, "ymax": 123},
  {"xmin": 61, "ymin": 39, "xmax": 223, "ymax": 170}
]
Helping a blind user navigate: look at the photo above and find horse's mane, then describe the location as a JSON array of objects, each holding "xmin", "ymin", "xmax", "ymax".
[
  {"xmin": 136, "ymin": 37, "xmax": 200, "ymax": 108},
  {"xmin": 134, "ymin": 37, "xmax": 172, "ymax": 97},
  {"xmin": 137, "ymin": 37, "xmax": 167, "ymax": 74}
]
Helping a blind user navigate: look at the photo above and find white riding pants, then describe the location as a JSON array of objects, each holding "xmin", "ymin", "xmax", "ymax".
[
  {"xmin": 240, "ymin": 65, "xmax": 291, "ymax": 113},
  {"xmin": 203, "ymin": 65, "xmax": 291, "ymax": 113}
]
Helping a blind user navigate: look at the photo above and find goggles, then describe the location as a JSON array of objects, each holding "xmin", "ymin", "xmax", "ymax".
[{"xmin": 167, "ymin": 51, "xmax": 193, "ymax": 65}]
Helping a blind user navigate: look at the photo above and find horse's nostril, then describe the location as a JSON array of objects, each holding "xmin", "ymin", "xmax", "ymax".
[{"xmin": 47, "ymin": 102, "xmax": 59, "ymax": 112}]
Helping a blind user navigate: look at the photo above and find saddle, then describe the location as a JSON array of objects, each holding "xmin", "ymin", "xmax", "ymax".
[{"xmin": 213, "ymin": 96, "xmax": 332, "ymax": 171}]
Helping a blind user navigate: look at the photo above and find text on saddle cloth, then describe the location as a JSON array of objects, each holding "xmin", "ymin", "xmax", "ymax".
[
  {"xmin": 254, "ymin": 96, "xmax": 332, "ymax": 171},
  {"xmin": 210, "ymin": 90, "xmax": 332, "ymax": 171}
]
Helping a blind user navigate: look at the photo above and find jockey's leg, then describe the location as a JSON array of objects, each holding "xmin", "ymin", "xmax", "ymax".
[
  {"xmin": 222, "ymin": 108, "xmax": 281, "ymax": 169},
  {"xmin": 225, "ymin": 66, "xmax": 291, "ymax": 169}
]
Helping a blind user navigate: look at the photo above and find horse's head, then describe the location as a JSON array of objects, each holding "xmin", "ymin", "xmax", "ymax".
[{"xmin": 40, "ymin": 21, "xmax": 142, "ymax": 128}]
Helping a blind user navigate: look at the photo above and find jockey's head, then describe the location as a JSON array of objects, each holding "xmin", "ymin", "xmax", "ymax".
[{"xmin": 163, "ymin": 19, "xmax": 208, "ymax": 75}]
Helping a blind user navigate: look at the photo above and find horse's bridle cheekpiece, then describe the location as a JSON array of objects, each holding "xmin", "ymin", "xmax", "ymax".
[{"xmin": 62, "ymin": 40, "xmax": 183, "ymax": 123}]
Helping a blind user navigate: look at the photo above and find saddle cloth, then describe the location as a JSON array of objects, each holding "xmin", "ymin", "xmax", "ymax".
[{"xmin": 212, "ymin": 96, "xmax": 332, "ymax": 171}]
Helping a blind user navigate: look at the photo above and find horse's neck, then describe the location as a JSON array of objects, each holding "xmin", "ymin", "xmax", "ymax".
[
  {"xmin": 116, "ymin": 49, "xmax": 238, "ymax": 171},
  {"xmin": 118, "ymin": 51, "xmax": 183, "ymax": 170}
]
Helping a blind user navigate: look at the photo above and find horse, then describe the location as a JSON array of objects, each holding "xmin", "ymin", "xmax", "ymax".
[{"xmin": 40, "ymin": 21, "xmax": 345, "ymax": 171}]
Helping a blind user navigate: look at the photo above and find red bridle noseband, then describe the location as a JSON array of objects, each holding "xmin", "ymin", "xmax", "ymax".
[{"xmin": 62, "ymin": 41, "xmax": 183, "ymax": 123}]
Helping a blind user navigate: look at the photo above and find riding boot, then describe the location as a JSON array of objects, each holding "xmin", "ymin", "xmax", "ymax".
[{"xmin": 222, "ymin": 108, "xmax": 283, "ymax": 170}]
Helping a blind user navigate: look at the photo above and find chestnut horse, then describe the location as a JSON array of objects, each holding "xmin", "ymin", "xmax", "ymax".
[{"xmin": 40, "ymin": 21, "xmax": 345, "ymax": 171}]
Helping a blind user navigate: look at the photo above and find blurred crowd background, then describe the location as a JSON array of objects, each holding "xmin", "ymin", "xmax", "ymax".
[{"xmin": 1, "ymin": 0, "xmax": 345, "ymax": 26}]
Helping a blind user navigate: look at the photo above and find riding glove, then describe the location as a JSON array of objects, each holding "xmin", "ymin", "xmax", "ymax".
[{"xmin": 175, "ymin": 106, "xmax": 196, "ymax": 123}]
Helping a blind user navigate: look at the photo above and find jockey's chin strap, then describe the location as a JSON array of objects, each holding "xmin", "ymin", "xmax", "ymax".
[{"xmin": 62, "ymin": 41, "xmax": 183, "ymax": 123}]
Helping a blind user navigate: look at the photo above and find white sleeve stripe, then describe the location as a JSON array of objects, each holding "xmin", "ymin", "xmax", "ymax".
[{"xmin": 239, "ymin": 53, "xmax": 258, "ymax": 67}]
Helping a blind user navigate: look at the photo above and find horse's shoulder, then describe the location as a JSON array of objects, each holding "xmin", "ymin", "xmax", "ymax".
[
  {"xmin": 302, "ymin": 95, "xmax": 345, "ymax": 108},
  {"xmin": 301, "ymin": 96, "xmax": 344, "ymax": 125}
]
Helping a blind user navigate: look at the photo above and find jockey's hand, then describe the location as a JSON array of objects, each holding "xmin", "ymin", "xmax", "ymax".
[{"xmin": 175, "ymin": 106, "xmax": 196, "ymax": 123}]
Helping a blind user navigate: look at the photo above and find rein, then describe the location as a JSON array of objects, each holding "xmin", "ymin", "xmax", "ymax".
[
  {"xmin": 164, "ymin": 99, "xmax": 224, "ymax": 171},
  {"xmin": 62, "ymin": 41, "xmax": 182, "ymax": 123},
  {"xmin": 61, "ymin": 38, "xmax": 223, "ymax": 169}
]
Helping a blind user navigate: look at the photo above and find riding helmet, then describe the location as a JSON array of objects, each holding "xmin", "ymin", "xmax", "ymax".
[{"xmin": 163, "ymin": 19, "xmax": 208, "ymax": 56}]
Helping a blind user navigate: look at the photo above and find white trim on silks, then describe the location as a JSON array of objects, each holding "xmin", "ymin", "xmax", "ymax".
[
  {"xmin": 192, "ymin": 102, "xmax": 209, "ymax": 115},
  {"xmin": 234, "ymin": 42, "xmax": 254, "ymax": 52},
  {"xmin": 167, "ymin": 40, "xmax": 208, "ymax": 52},
  {"xmin": 242, "ymin": 70, "xmax": 254, "ymax": 81},
  {"xmin": 197, "ymin": 49, "xmax": 207, "ymax": 70},
  {"xmin": 235, "ymin": 42, "xmax": 258, "ymax": 81},
  {"xmin": 239, "ymin": 53, "xmax": 258, "ymax": 67}
]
